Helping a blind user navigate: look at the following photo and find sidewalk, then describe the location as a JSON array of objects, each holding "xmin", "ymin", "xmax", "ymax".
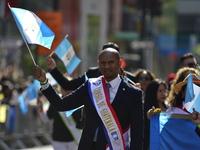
[{"xmin": 20, "ymin": 145, "xmax": 53, "ymax": 150}]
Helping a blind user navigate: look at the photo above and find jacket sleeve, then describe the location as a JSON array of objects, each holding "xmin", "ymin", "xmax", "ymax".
[
  {"xmin": 50, "ymin": 67, "xmax": 85, "ymax": 90},
  {"xmin": 41, "ymin": 83, "xmax": 86, "ymax": 111},
  {"xmin": 130, "ymin": 89, "xmax": 144, "ymax": 150}
]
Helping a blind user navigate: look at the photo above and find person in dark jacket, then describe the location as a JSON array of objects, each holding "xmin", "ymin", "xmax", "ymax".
[
  {"xmin": 46, "ymin": 42, "xmax": 137, "ymax": 91},
  {"xmin": 34, "ymin": 48, "xmax": 143, "ymax": 150}
]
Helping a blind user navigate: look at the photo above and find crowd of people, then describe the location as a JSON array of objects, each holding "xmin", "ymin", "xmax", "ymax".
[{"xmin": 1, "ymin": 42, "xmax": 200, "ymax": 150}]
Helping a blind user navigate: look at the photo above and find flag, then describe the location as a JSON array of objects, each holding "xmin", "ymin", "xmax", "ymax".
[
  {"xmin": 54, "ymin": 38, "xmax": 81, "ymax": 74},
  {"xmin": 5, "ymin": 106, "xmax": 16, "ymax": 133},
  {"xmin": 18, "ymin": 84, "xmax": 38, "ymax": 114},
  {"xmin": 66, "ymin": 105, "xmax": 84, "ymax": 117},
  {"xmin": 185, "ymin": 74, "xmax": 194, "ymax": 103},
  {"xmin": 150, "ymin": 113, "xmax": 200, "ymax": 150},
  {"xmin": 9, "ymin": 6, "xmax": 55, "ymax": 49},
  {"xmin": 33, "ymin": 73, "xmax": 57, "ymax": 90},
  {"xmin": 46, "ymin": 72, "xmax": 57, "ymax": 86},
  {"xmin": 84, "ymin": 72, "xmax": 88, "ymax": 82},
  {"xmin": 33, "ymin": 79, "xmax": 41, "ymax": 90},
  {"xmin": 184, "ymin": 83, "xmax": 200, "ymax": 113}
]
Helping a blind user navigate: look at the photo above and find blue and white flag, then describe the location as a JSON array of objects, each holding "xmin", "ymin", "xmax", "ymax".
[
  {"xmin": 46, "ymin": 72, "xmax": 57, "ymax": 86},
  {"xmin": 185, "ymin": 74, "xmax": 194, "ymax": 103},
  {"xmin": 150, "ymin": 113, "xmax": 200, "ymax": 150},
  {"xmin": 184, "ymin": 83, "xmax": 200, "ymax": 113},
  {"xmin": 5, "ymin": 106, "xmax": 16, "ymax": 133},
  {"xmin": 84, "ymin": 72, "xmax": 88, "ymax": 82},
  {"xmin": 66, "ymin": 105, "xmax": 84, "ymax": 117},
  {"xmin": 54, "ymin": 38, "xmax": 81, "ymax": 74},
  {"xmin": 34, "ymin": 73, "xmax": 58, "ymax": 90},
  {"xmin": 18, "ymin": 84, "xmax": 38, "ymax": 114},
  {"xmin": 9, "ymin": 6, "xmax": 55, "ymax": 49}
]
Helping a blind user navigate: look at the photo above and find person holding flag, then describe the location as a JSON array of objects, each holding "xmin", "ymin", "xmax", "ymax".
[
  {"xmin": 46, "ymin": 42, "xmax": 137, "ymax": 92},
  {"xmin": 34, "ymin": 48, "xmax": 143, "ymax": 150},
  {"xmin": 47, "ymin": 42, "xmax": 139, "ymax": 129},
  {"xmin": 192, "ymin": 108, "xmax": 200, "ymax": 137},
  {"xmin": 147, "ymin": 68, "xmax": 200, "ymax": 149}
]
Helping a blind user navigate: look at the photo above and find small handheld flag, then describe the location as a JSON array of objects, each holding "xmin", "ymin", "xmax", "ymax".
[
  {"xmin": 185, "ymin": 74, "xmax": 194, "ymax": 103},
  {"xmin": 54, "ymin": 38, "xmax": 81, "ymax": 74},
  {"xmin": 18, "ymin": 84, "xmax": 38, "ymax": 114},
  {"xmin": 84, "ymin": 72, "xmax": 88, "ymax": 82}
]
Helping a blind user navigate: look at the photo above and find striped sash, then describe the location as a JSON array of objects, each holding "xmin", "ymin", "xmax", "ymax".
[{"xmin": 88, "ymin": 76, "xmax": 127, "ymax": 150}]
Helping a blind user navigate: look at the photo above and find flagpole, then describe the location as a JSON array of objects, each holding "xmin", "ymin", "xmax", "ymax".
[
  {"xmin": 8, "ymin": 3, "xmax": 37, "ymax": 66},
  {"xmin": 49, "ymin": 34, "xmax": 69, "ymax": 57},
  {"xmin": 24, "ymin": 41, "xmax": 37, "ymax": 66}
]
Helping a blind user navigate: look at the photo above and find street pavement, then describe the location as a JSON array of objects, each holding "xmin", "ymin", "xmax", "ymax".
[{"xmin": 20, "ymin": 145, "xmax": 53, "ymax": 150}]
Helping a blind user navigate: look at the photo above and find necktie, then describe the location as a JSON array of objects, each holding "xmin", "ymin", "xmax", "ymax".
[{"xmin": 106, "ymin": 83, "xmax": 111, "ymax": 99}]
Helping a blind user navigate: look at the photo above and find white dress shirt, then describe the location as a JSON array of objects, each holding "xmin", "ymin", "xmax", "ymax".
[{"xmin": 106, "ymin": 75, "xmax": 121, "ymax": 103}]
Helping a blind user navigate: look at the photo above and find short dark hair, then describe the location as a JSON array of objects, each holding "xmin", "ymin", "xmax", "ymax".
[
  {"xmin": 180, "ymin": 53, "xmax": 195, "ymax": 64},
  {"xmin": 102, "ymin": 42, "xmax": 119, "ymax": 52}
]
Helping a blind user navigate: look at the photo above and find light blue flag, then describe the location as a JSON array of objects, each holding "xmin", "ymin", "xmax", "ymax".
[
  {"xmin": 184, "ymin": 84, "xmax": 200, "ymax": 113},
  {"xmin": 5, "ymin": 106, "xmax": 16, "ymax": 133},
  {"xmin": 46, "ymin": 72, "xmax": 57, "ymax": 86},
  {"xmin": 54, "ymin": 38, "xmax": 81, "ymax": 74},
  {"xmin": 34, "ymin": 79, "xmax": 41, "ymax": 90},
  {"xmin": 9, "ymin": 6, "xmax": 55, "ymax": 49},
  {"xmin": 33, "ymin": 73, "xmax": 58, "ymax": 90},
  {"xmin": 150, "ymin": 113, "xmax": 200, "ymax": 150},
  {"xmin": 84, "ymin": 72, "xmax": 88, "ymax": 82},
  {"xmin": 18, "ymin": 84, "xmax": 38, "ymax": 114},
  {"xmin": 185, "ymin": 74, "xmax": 194, "ymax": 103},
  {"xmin": 65, "ymin": 73, "xmax": 86, "ymax": 117},
  {"xmin": 189, "ymin": 93, "xmax": 200, "ymax": 113},
  {"xmin": 66, "ymin": 105, "xmax": 84, "ymax": 117}
]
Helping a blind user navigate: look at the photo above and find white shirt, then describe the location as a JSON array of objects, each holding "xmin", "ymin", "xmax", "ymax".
[{"xmin": 106, "ymin": 75, "xmax": 121, "ymax": 103}]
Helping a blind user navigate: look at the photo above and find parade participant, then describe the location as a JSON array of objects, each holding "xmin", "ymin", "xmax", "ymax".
[{"xmin": 34, "ymin": 48, "xmax": 143, "ymax": 150}]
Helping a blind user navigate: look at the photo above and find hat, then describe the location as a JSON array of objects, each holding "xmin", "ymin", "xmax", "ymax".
[
  {"xmin": 167, "ymin": 73, "xmax": 176, "ymax": 82},
  {"xmin": 174, "ymin": 73, "xmax": 200, "ymax": 94}
]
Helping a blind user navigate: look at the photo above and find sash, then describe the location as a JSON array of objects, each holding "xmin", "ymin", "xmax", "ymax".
[
  {"xmin": 59, "ymin": 112, "xmax": 82, "ymax": 145},
  {"xmin": 88, "ymin": 76, "xmax": 127, "ymax": 150}
]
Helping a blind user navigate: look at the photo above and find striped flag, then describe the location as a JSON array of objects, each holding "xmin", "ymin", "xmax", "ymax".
[
  {"xmin": 9, "ymin": 6, "xmax": 55, "ymax": 49},
  {"xmin": 150, "ymin": 113, "xmax": 200, "ymax": 150},
  {"xmin": 18, "ymin": 84, "xmax": 38, "ymax": 114},
  {"xmin": 54, "ymin": 38, "xmax": 81, "ymax": 74},
  {"xmin": 184, "ymin": 83, "xmax": 200, "ymax": 113},
  {"xmin": 185, "ymin": 74, "xmax": 194, "ymax": 103}
]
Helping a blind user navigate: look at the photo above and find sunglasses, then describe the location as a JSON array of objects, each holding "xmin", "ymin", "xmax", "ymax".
[
  {"xmin": 138, "ymin": 77, "xmax": 151, "ymax": 81},
  {"xmin": 187, "ymin": 63, "xmax": 198, "ymax": 68}
]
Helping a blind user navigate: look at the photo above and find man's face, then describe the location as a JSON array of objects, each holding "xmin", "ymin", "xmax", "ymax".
[
  {"xmin": 181, "ymin": 57, "xmax": 197, "ymax": 68},
  {"xmin": 98, "ymin": 50, "xmax": 121, "ymax": 82}
]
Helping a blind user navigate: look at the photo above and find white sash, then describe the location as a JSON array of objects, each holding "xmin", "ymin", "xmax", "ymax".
[
  {"xmin": 88, "ymin": 76, "xmax": 127, "ymax": 150},
  {"xmin": 59, "ymin": 112, "xmax": 82, "ymax": 145}
]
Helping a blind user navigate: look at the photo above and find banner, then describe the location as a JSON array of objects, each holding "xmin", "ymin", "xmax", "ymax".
[{"xmin": 150, "ymin": 112, "xmax": 200, "ymax": 150}]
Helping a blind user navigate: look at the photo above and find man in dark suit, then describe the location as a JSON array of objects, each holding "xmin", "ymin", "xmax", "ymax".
[
  {"xmin": 34, "ymin": 48, "xmax": 143, "ymax": 150},
  {"xmin": 46, "ymin": 42, "xmax": 137, "ymax": 91}
]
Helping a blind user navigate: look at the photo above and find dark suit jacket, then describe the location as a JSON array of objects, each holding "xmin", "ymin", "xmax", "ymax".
[
  {"xmin": 41, "ymin": 78, "xmax": 143, "ymax": 150},
  {"xmin": 50, "ymin": 67, "xmax": 137, "ymax": 91}
]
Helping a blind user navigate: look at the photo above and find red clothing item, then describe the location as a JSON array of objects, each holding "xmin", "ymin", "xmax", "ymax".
[{"xmin": 177, "ymin": 105, "xmax": 191, "ymax": 114}]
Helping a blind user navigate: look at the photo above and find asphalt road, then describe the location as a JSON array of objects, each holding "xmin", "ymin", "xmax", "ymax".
[{"xmin": 20, "ymin": 145, "xmax": 53, "ymax": 150}]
